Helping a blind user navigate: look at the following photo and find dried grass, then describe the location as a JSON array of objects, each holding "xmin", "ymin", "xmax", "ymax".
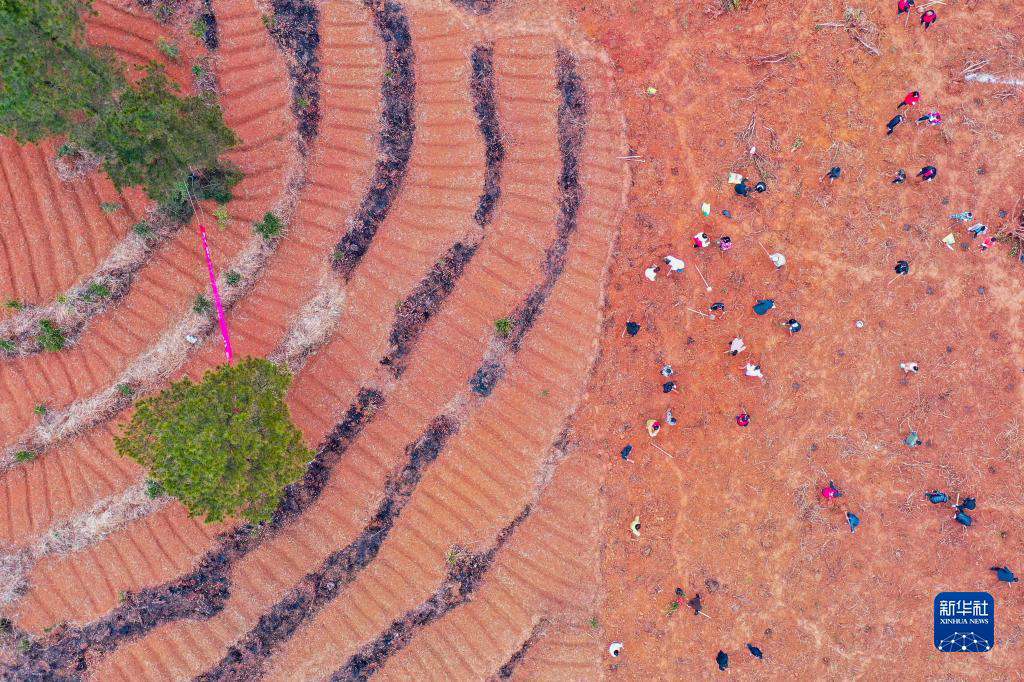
[{"xmin": 0, "ymin": 482, "xmax": 165, "ymax": 610}]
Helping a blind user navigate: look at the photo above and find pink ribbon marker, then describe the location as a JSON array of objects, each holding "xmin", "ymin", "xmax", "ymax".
[{"xmin": 199, "ymin": 224, "xmax": 233, "ymax": 363}]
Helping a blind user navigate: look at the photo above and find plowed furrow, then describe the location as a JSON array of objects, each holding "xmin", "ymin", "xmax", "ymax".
[
  {"xmin": 331, "ymin": 503, "xmax": 534, "ymax": 681},
  {"xmin": 379, "ymin": 449, "xmax": 603, "ymax": 681},
  {"xmin": 1, "ymin": 4, "xmax": 629, "ymax": 681},
  {"xmin": 372, "ymin": 59, "xmax": 621, "ymax": 682},
  {"xmin": 86, "ymin": 0, "xmax": 200, "ymax": 87},
  {"xmin": 261, "ymin": 49, "xmax": 622, "ymax": 682},
  {"xmin": 13, "ymin": 506, "xmax": 227, "ymax": 633},
  {"xmin": 0, "ymin": 139, "xmax": 146, "ymax": 306},
  {"xmin": 199, "ymin": 42, "xmax": 589, "ymax": 681}
]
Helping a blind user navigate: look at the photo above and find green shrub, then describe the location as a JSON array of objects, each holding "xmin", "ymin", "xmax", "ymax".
[
  {"xmin": 132, "ymin": 220, "xmax": 154, "ymax": 238},
  {"xmin": 5, "ymin": 299, "xmax": 23, "ymax": 310},
  {"xmin": 115, "ymin": 358, "xmax": 312, "ymax": 523},
  {"xmin": 72, "ymin": 66, "xmax": 238, "ymax": 204},
  {"xmin": 156, "ymin": 38, "xmax": 180, "ymax": 61},
  {"xmin": 0, "ymin": 0, "xmax": 124, "ymax": 142},
  {"xmin": 34, "ymin": 404, "xmax": 47, "ymax": 416},
  {"xmin": 81, "ymin": 281, "xmax": 112, "ymax": 302},
  {"xmin": 0, "ymin": 339, "xmax": 14, "ymax": 352},
  {"xmin": 38, "ymin": 320, "xmax": 66, "ymax": 352},
  {"xmin": 213, "ymin": 206, "xmax": 230, "ymax": 231},
  {"xmin": 225, "ymin": 270, "xmax": 241, "ymax": 286},
  {"xmin": 99, "ymin": 201, "xmax": 121, "ymax": 213},
  {"xmin": 190, "ymin": 18, "xmax": 208, "ymax": 40},
  {"xmin": 254, "ymin": 212, "xmax": 283, "ymax": 240},
  {"xmin": 192, "ymin": 294, "xmax": 212, "ymax": 315},
  {"xmin": 117, "ymin": 383, "xmax": 134, "ymax": 397},
  {"xmin": 494, "ymin": 317, "xmax": 513, "ymax": 338},
  {"xmin": 145, "ymin": 478, "xmax": 164, "ymax": 498},
  {"xmin": 15, "ymin": 450, "xmax": 36, "ymax": 463}
]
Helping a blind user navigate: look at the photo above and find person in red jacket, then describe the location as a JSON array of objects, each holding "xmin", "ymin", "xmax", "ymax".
[
  {"xmin": 921, "ymin": 9, "xmax": 937, "ymax": 28},
  {"xmin": 897, "ymin": 0, "xmax": 914, "ymax": 15},
  {"xmin": 897, "ymin": 91, "xmax": 920, "ymax": 108},
  {"xmin": 917, "ymin": 165, "xmax": 937, "ymax": 181}
]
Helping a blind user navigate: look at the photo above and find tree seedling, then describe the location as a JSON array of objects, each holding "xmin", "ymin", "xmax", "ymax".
[
  {"xmin": 494, "ymin": 317, "xmax": 513, "ymax": 338},
  {"xmin": 81, "ymin": 281, "xmax": 111, "ymax": 302},
  {"xmin": 192, "ymin": 294, "xmax": 213, "ymax": 314},
  {"xmin": 253, "ymin": 212, "xmax": 283, "ymax": 239},
  {"xmin": 157, "ymin": 38, "xmax": 180, "ymax": 61},
  {"xmin": 37, "ymin": 319, "xmax": 66, "ymax": 351},
  {"xmin": 133, "ymin": 221, "xmax": 154, "ymax": 238}
]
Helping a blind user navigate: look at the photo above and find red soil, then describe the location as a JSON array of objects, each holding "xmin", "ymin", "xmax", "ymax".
[
  {"xmin": 0, "ymin": 139, "xmax": 149, "ymax": 308},
  {"xmin": 85, "ymin": 0, "xmax": 203, "ymax": 89},
  {"xmin": 566, "ymin": 0, "xmax": 1024, "ymax": 677},
  {"xmin": 6, "ymin": 0, "xmax": 1015, "ymax": 675},
  {"xmin": 16, "ymin": 0, "xmax": 1020, "ymax": 677}
]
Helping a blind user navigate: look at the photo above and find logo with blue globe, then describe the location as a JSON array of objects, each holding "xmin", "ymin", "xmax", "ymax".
[{"xmin": 934, "ymin": 592, "xmax": 994, "ymax": 653}]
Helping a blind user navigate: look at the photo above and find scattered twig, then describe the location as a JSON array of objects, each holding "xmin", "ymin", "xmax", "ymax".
[
  {"xmin": 962, "ymin": 58, "xmax": 990, "ymax": 77},
  {"xmin": 750, "ymin": 52, "xmax": 790, "ymax": 65},
  {"xmin": 815, "ymin": 7, "xmax": 880, "ymax": 57}
]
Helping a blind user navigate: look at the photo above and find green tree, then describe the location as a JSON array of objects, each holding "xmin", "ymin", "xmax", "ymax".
[
  {"xmin": 0, "ymin": 0, "xmax": 124, "ymax": 142},
  {"xmin": 114, "ymin": 358, "xmax": 311, "ymax": 523},
  {"xmin": 72, "ymin": 66, "xmax": 238, "ymax": 203}
]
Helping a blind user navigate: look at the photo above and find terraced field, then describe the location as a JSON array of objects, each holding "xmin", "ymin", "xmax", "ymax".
[{"xmin": 0, "ymin": 0, "xmax": 626, "ymax": 678}]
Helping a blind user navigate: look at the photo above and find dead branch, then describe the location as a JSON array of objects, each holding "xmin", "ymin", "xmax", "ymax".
[
  {"xmin": 815, "ymin": 7, "xmax": 881, "ymax": 56},
  {"xmin": 962, "ymin": 58, "xmax": 990, "ymax": 76},
  {"xmin": 750, "ymin": 52, "xmax": 790, "ymax": 65}
]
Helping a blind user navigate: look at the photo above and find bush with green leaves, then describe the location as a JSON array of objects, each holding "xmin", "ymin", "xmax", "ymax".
[
  {"xmin": 0, "ymin": 0, "xmax": 124, "ymax": 142},
  {"xmin": 38, "ymin": 319, "xmax": 66, "ymax": 351},
  {"xmin": 190, "ymin": 18, "xmax": 208, "ymax": 40},
  {"xmin": 81, "ymin": 281, "xmax": 111, "ymax": 302},
  {"xmin": 192, "ymin": 294, "xmax": 212, "ymax": 314},
  {"xmin": 72, "ymin": 66, "xmax": 238, "ymax": 204},
  {"xmin": 253, "ymin": 212, "xmax": 283, "ymax": 240},
  {"xmin": 156, "ymin": 38, "xmax": 179, "ymax": 61},
  {"xmin": 114, "ymin": 358, "xmax": 312, "ymax": 523},
  {"xmin": 494, "ymin": 317, "xmax": 513, "ymax": 338}
]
